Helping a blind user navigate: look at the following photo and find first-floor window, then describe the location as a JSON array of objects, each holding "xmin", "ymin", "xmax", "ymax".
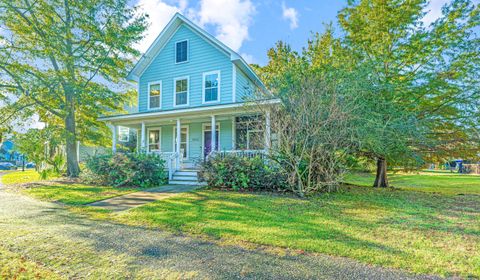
[
  {"xmin": 118, "ymin": 127, "xmax": 130, "ymax": 142},
  {"xmin": 235, "ymin": 115, "xmax": 264, "ymax": 150},
  {"xmin": 148, "ymin": 129, "xmax": 160, "ymax": 152},
  {"xmin": 174, "ymin": 77, "xmax": 188, "ymax": 106}
]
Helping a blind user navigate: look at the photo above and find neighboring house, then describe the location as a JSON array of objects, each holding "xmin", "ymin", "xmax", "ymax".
[{"xmin": 100, "ymin": 13, "xmax": 275, "ymax": 184}]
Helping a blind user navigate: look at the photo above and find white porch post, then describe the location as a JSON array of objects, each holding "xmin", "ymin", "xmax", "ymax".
[
  {"xmin": 231, "ymin": 116, "xmax": 236, "ymax": 150},
  {"xmin": 265, "ymin": 111, "xmax": 271, "ymax": 151},
  {"xmin": 112, "ymin": 125, "xmax": 117, "ymax": 153},
  {"xmin": 140, "ymin": 122, "xmax": 146, "ymax": 152},
  {"xmin": 176, "ymin": 118, "xmax": 181, "ymax": 169},
  {"xmin": 211, "ymin": 115, "xmax": 216, "ymax": 152}
]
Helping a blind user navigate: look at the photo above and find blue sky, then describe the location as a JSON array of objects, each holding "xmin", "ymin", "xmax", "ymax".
[{"xmin": 134, "ymin": 0, "xmax": 456, "ymax": 66}]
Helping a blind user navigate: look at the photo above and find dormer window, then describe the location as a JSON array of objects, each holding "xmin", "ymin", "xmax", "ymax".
[{"xmin": 175, "ymin": 40, "xmax": 188, "ymax": 63}]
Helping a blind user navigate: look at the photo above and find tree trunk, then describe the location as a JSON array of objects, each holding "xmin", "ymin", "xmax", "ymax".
[
  {"xmin": 65, "ymin": 103, "xmax": 79, "ymax": 177},
  {"xmin": 373, "ymin": 157, "xmax": 389, "ymax": 188}
]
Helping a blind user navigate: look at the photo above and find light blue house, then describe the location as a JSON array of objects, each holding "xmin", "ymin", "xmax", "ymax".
[{"xmin": 100, "ymin": 13, "xmax": 275, "ymax": 184}]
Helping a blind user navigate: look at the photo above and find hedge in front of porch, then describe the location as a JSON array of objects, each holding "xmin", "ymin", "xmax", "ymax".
[
  {"xmin": 82, "ymin": 153, "xmax": 167, "ymax": 188},
  {"xmin": 199, "ymin": 154, "xmax": 285, "ymax": 191}
]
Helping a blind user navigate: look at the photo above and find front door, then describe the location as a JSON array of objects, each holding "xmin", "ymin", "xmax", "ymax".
[{"xmin": 203, "ymin": 129, "xmax": 219, "ymax": 158}]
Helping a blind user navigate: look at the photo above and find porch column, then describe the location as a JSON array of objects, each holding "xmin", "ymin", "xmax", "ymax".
[
  {"xmin": 211, "ymin": 115, "xmax": 216, "ymax": 152},
  {"xmin": 140, "ymin": 122, "xmax": 146, "ymax": 152},
  {"xmin": 265, "ymin": 111, "xmax": 271, "ymax": 151},
  {"xmin": 112, "ymin": 125, "xmax": 117, "ymax": 153},
  {"xmin": 176, "ymin": 118, "xmax": 181, "ymax": 155},
  {"xmin": 231, "ymin": 116, "xmax": 236, "ymax": 150},
  {"xmin": 175, "ymin": 118, "xmax": 182, "ymax": 170}
]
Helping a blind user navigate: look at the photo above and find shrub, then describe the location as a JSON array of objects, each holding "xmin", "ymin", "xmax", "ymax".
[
  {"xmin": 82, "ymin": 153, "xmax": 167, "ymax": 188},
  {"xmin": 199, "ymin": 154, "xmax": 286, "ymax": 191}
]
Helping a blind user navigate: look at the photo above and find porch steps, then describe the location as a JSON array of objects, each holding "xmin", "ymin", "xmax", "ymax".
[{"xmin": 169, "ymin": 169, "xmax": 205, "ymax": 186}]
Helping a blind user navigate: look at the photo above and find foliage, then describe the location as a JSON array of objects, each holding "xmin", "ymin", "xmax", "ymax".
[
  {"xmin": 83, "ymin": 153, "xmax": 167, "ymax": 188},
  {"xmin": 337, "ymin": 0, "xmax": 480, "ymax": 185},
  {"xmin": 14, "ymin": 127, "xmax": 65, "ymax": 177},
  {"xmin": 258, "ymin": 0, "xmax": 480, "ymax": 188},
  {"xmin": 199, "ymin": 154, "xmax": 285, "ymax": 191},
  {"xmin": 0, "ymin": 0, "xmax": 148, "ymax": 176}
]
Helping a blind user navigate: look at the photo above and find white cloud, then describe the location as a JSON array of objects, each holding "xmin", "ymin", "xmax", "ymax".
[
  {"xmin": 191, "ymin": 0, "xmax": 256, "ymax": 52},
  {"xmin": 135, "ymin": 0, "xmax": 187, "ymax": 52},
  {"xmin": 281, "ymin": 1, "xmax": 298, "ymax": 30},
  {"xmin": 135, "ymin": 0, "xmax": 256, "ymax": 53},
  {"xmin": 240, "ymin": 53, "xmax": 255, "ymax": 64}
]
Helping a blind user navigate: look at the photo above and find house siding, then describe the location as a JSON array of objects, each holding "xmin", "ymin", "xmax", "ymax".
[
  {"xmin": 139, "ymin": 24, "xmax": 233, "ymax": 112},
  {"xmin": 236, "ymin": 68, "xmax": 256, "ymax": 102}
]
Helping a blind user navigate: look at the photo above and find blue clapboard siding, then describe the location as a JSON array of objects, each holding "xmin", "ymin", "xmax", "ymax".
[
  {"xmin": 236, "ymin": 68, "xmax": 255, "ymax": 102},
  {"xmin": 139, "ymin": 24, "xmax": 233, "ymax": 112}
]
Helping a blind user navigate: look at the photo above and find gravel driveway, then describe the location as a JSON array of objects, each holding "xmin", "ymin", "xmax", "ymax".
[{"xmin": 0, "ymin": 179, "xmax": 440, "ymax": 279}]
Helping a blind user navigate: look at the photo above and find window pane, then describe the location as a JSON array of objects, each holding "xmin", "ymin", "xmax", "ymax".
[
  {"xmin": 150, "ymin": 96, "xmax": 160, "ymax": 108},
  {"xmin": 210, "ymin": 88, "xmax": 218, "ymax": 101},
  {"xmin": 176, "ymin": 79, "xmax": 187, "ymax": 92},
  {"xmin": 176, "ymin": 41, "xmax": 188, "ymax": 63},
  {"xmin": 150, "ymin": 84, "xmax": 160, "ymax": 96},
  {"xmin": 176, "ymin": 92, "xmax": 187, "ymax": 105}
]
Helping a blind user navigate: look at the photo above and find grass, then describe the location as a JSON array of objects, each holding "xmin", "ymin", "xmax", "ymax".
[
  {"xmin": 0, "ymin": 245, "xmax": 63, "ymax": 279},
  {"xmin": 5, "ymin": 170, "xmax": 480, "ymax": 277},
  {"xmin": 2, "ymin": 170, "xmax": 149, "ymax": 205},
  {"xmin": 104, "ymin": 187, "xmax": 479, "ymax": 278},
  {"xmin": 1, "ymin": 170, "xmax": 44, "ymax": 185},
  {"xmin": 344, "ymin": 170, "xmax": 480, "ymax": 195}
]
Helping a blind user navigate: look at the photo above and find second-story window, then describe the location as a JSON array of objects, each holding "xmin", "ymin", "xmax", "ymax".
[
  {"xmin": 148, "ymin": 82, "xmax": 161, "ymax": 109},
  {"xmin": 176, "ymin": 40, "xmax": 188, "ymax": 63},
  {"xmin": 203, "ymin": 71, "xmax": 220, "ymax": 103},
  {"xmin": 174, "ymin": 77, "xmax": 189, "ymax": 106}
]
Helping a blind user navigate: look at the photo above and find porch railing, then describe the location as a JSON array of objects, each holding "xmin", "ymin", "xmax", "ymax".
[
  {"xmin": 150, "ymin": 151, "xmax": 180, "ymax": 180},
  {"xmin": 210, "ymin": 149, "xmax": 267, "ymax": 159}
]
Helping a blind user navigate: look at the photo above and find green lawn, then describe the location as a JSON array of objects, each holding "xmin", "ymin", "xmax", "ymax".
[
  {"xmin": 1, "ymin": 170, "xmax": 43, "ymax": 185},
  {"xmin": 2, "ymin": 171, "xmax": 149, "ymax": 205},
  {"xmin": 345, "ymin": 170, "xmax": 480, "ymax": 195},
  {"xmin": 0, "ymin": 245, "xmax": 63, "ymax": 280},
  {"xmin": 5, "ymin": 170, "xmax": 480, "ymax": 278}
]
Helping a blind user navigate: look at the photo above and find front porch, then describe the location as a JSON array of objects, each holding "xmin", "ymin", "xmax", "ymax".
[{"xmin": 107, "ymin": 105, "xmax": 272, "ymax": 184}]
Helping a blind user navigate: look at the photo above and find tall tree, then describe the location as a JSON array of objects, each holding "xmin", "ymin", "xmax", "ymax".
[
  {"xmin": 338, "ymin": 0, "xmax": 480, "ymax": 187},
  {"xmin": 0, "ymin": 0, "xmax": 147, "ymax": 176}
]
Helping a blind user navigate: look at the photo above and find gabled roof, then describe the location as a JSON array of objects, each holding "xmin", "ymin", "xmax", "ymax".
[{"xmin": 127, "ymin": 13, "xmax": 267, "ymax": 92}]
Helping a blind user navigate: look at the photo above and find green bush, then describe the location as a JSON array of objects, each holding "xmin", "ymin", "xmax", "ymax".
[
  {"xmin": 82, "ymin": 153, "xmax": 167, "ymax": 188},
  {"xmin": 199, "ymin": 154, "xmax": 286, "ymax": 191}
]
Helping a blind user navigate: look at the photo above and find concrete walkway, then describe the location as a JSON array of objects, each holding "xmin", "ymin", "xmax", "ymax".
[{"xmin": 88, "ymin": 184, "xmax": 198, "ymax": 211}]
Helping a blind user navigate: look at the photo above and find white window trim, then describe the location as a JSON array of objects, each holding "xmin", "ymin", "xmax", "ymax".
[
  {"xmin": 118, "ymin": 126, "xmax": 130, "ymax": 142},
  {"xmin": 173, "ymin": 76, "xmax": 190, "ymax": 107},
  {"xmin": 202, "ymin": 70, "xmax": 221, "ymax": 104},
  {"xmin": 147, "ymin": 127, "xmax": 162, "ymax": 152},
  {"xmin": 147, "ymin": 81, "xmax": 162, "ymax": 110},
  {"xmin": 175, "ymin": 39, "xmax": 189, "ymax": 64},
  {"xmin": 172, "ymin": 125, "xmax": 189, "ymax": 159},
  {"xmin": 201, "ymin": 123, "xmax": 221, "ymax": 154}
]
